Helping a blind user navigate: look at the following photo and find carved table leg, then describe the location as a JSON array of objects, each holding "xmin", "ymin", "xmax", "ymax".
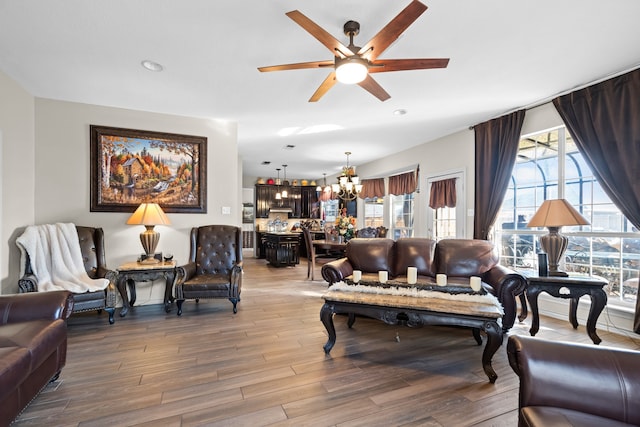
[
  {"xmin": 320, "ymin": 303, "xmax": 336, "ymax": 354},
  {"xmin": 164, "ymin": 271, "xmax": 175, "ymax": 313},
  {"xmin": 347, "ymin": 313, "xmax": 356, "ymax": 328},
  {"xmin": 518, "ymin": 292, "xmax": 528, "ymax": 322},
  {"xmin": 586, "ymin": 289, "xmax": 607, "ymax": 345},
  {"xmin": 127, "ymin": 278, "xmax": 137, "ymax": 306},
  {"xmin": 481, "ymin": 320, "xmax": 503, "ymax": 383},
  {"xmin": 117, "ymin": 275, "xmax": 130, "ymax": 317},
  {"xmin": 526, "ymin": 287, "xmax": 542, "ymax": 336},
  {"xmin": 569, "ymin": 297, "xmax": 580, "ymax": 329},
  {"xmin": 472, "ymin": 328, "xmax": 482, "ymax": 345}
]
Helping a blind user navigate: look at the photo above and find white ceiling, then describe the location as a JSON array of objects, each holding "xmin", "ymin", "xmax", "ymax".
[{"xmin": 1, "ymin": 0, "xmax": 639, "ymax": 182}]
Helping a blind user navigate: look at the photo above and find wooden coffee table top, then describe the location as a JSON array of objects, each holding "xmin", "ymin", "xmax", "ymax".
[{"xmin": 323, "ymin": 289, "xmax": 503, "ymax": 318}]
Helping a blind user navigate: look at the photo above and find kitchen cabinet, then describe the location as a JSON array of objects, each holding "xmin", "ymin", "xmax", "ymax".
[{"xmin": 255, "ymin": 184, "xmax": 319, "ymax": 219}]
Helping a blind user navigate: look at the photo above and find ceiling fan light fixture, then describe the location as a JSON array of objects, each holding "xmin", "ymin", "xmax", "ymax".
[{"xmin": 335, "ymin": 57, "xmax": 368, "ymax": 84}]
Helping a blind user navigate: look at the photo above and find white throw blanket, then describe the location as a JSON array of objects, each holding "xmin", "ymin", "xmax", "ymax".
[{"xmin": 16, "ymin": 223, "xmax": 109, "ymax": 293}]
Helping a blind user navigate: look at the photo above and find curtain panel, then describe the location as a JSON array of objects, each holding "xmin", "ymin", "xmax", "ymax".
[
  {"xmin": 552, "ymin": 68, "xmax": 640, "ymax": 333},
  {"xmin": 359, "ymin": 178, "xmax": 385, "ymax": 199},
  {"xmin": 429, "ymin": 178, "xmax": 457, "ymax": 209},
  {"xmin": 388, "ymin": 171, "xmax": 417, "ymax": 196},
  {"xmin": 473, "ymin": 110, "xmax": 526, "ymax": 240}
]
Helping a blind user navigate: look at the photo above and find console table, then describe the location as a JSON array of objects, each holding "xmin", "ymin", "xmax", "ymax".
[
  {"xmin": 525, "ymin": 274, "xmax": 608, "ymax": 344},
  {"xmin": 116, "ymin": 261, "xmax": 176, "ymax": 317},
  {"xmin": 321, "ymin": 288, "xmax": 504, "ymax": 383}
]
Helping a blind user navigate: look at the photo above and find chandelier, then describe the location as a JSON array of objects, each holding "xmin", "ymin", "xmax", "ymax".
[{"xmin": 332, "ymin": 152, "xmax": 363, "ymax": 200}]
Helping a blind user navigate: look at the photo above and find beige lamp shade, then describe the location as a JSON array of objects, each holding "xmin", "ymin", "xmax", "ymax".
[
  {"xmin": 527, "ymin": 199, "xmax": 589, "ymax": 277},
  {"xmin": 527, "ymin": 199, "xmax": 589, "ymax": 228},
  {"xmin": 127, "ymin": 203, "xmax": 170, "ymax": 263},
  {"xmin": 126, "ymin": 203, "xmax": 171, "ymax": 226}
]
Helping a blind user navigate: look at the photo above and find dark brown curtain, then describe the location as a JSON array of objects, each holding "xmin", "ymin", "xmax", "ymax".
[
  {"xmin": 388, "ymin": 171, "xmax": 417, "ymax": 196},
  {"xmin": 429, "ymin": 178, "xmax": 457, "ymax": 209},
  {"xmin": 552, "ymin": 68, "xmax": 640, "ymax": 333},
  {"xmin": 359, "ymin": 178, "xmax": 385, "ymax": 199},
  {"xmin": 473, "ymin": 110, "xmax": 526, "ymax": 240}
]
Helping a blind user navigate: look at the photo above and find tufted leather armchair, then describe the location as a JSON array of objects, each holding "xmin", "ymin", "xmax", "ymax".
[
  {"xmin": 18, "ymin": 226, "xmax": 118, "ymax": 324},
  {"xmin": 174, "ymin": 225, "xmax": 243, "ymax": 315}
]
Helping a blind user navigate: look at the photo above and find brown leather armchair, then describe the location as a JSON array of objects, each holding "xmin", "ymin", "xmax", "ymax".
[
  {"xmin": 18, "ymin": 226, "xmax": 117, "ymax": 324},
  {"xmin": 507, "ymin": 335, "xmax": 640, "ymax": 426},
  {"xmin": 175, "ymin": 225, "xmax": 243, "ymax": 315}
]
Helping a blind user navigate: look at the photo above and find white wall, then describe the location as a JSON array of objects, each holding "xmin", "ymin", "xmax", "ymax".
[
  {"xmin": 16, "ymin": 99, "xmax": 240, "ymax": 304},
  {"xmin": 354, "ymin": 127, "xmax": 476, "ymax": 238},
  {"xmin": 0, "ymin": 71, "xmax": 36, "ymax": 294}
]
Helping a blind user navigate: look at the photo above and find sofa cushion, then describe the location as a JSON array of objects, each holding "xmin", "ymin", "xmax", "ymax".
[
  {"xmin": 394, "ymin": 238, "xmax": 437, "ymax": 277},
  {"xmin": 0, "ymin": 320, "xmax": 66, "ymax": 371},
  {"xmin": 435, "ymin": 239, "xmax": 498, "ymax": 277},
  {"xmin": 346, "ymin": 238, "xmax": 396, "ymax": 274}
]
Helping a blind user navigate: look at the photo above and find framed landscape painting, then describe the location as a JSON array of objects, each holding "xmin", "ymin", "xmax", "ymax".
[{"xmin": 90, "ymin": 125, "xmax": 207, "ymax": 213}]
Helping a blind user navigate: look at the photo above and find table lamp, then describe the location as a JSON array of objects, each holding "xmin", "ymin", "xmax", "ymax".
[
  {"xmin": 527, "ymin": 199, "xmax": 589, "ymax": 277},
  {"xmin": 126, "ymin": 202, "xmax": 171, "ymax": 264}
]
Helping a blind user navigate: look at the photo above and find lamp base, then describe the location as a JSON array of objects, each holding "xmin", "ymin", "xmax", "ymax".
[
  {"xmin": 540, "ymin": 227, "xmax": 569, "ymax": 278},
  {"xmin": 139, "ymin": 256, "xmax": 160, "ymax": 265},
  {"xmin": 548, "ymin": 270, "xmax": 569, "ymax": 277}
]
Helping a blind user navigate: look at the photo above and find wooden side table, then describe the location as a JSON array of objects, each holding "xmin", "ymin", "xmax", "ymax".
[
  {"xmin": 116, "ymin": 261, "xmax": 176, "ymax": 317},
  {"xmin": 525, "ymin": 274, "xmax": 608, "ymax": 344}
]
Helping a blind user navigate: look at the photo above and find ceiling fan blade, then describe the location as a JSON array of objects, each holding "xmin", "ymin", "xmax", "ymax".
[
  {"xmin": 258, "ymin": 60, "xmax": 334, "ymax": 73},
  {"xmin": 286, "ymin": 10, "xmax": 353, "ymax": 59},
  {"xmin": 358, "ymin": 75, "xmax": 391, "ymax": 101},
  {"xmin": 358, "ymin": 0, "xmax": 428, "ymax": 61},
  {"xmin": 309, "ymin": 72, "xmax": 337, "ymax": 102},
  {"xmin": 369, "ymin": 58, "xmax": 449, "ymax": 73}
]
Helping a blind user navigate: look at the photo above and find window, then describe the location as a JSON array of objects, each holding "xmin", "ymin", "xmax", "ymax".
[
  {"xmin": 363, "ymin": 197, "xmax": 384, "ymax": 228},
  {"xmin": 496, "ymin": 127, "xmax": 640, "ymax": 307},
  {"xmin": 433, "ymin": 207, "xmax": 457, "ymax": 240},
  {"xmin": 427, "ymin": 172, "xmax": 465, "ymax": 240},
  {"xmin": 390, "ymin": 193, "xmax": 414, "ymax": 239}
]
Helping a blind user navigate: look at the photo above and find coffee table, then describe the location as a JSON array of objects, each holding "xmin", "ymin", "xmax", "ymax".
[{"xmin": 320, "ymin": 288, "xmax": 504, "ymax": 383}]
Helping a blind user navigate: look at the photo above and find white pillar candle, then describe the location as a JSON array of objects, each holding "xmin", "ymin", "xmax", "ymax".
[
  {"xmin": 352, "ymin": 270, "xmax": 362, "ymax": 283},
  {"xmin": 470, "ymin": 276, "xmax": 482, "ymax": 292},
  {"xmin": 407, "ymin": 267, "xmax": 418, "ymax": 285},
  {"xmin": 378, "ymin": 271, "xmax": 388, "ymax": 284},
  {"xmin": 436, "ymin": 274, "xmax": 447, "ymax": 286}
]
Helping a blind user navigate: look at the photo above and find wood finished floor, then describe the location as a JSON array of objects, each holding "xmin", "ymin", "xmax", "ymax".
[{"xmin": 14, "ymin": 256, "xmax": 640, "ymax": 427}]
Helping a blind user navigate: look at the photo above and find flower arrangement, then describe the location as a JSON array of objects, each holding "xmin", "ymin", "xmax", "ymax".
[{"xmin": 335, "ymin": 209, "xmax": 356, "ymax": 241}]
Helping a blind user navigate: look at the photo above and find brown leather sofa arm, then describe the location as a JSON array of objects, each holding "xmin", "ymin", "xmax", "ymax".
[
  {"xmin": 0, "ymin": 290, "xmax": 74, "ymax": 323},
  {"xmin": 176, "ymin": 261, "xmax": 197, "ymax": 284},
  {"xmin": 321, "ymin": 258, "xmax": 354, "ymax": 284},
  {"xmin": 483, "ymin": 264, "xmax": 526, "ymax": 331},
  {"xmin": 507, "ymin": 335, "xmax": 640, "ymax": 426}
]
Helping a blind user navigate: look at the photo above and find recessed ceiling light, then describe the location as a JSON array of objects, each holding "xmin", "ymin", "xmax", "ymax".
[
  {"xmin": 393, "ymin": 109, "xmax": 407, "ymax": 116},
  {"xmin": 141, "ymin": 60, "xmax": 163, "ymax": 72}
]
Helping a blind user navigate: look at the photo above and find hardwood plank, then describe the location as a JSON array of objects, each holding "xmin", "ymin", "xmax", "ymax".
[{"xmin": 11, "ymin": 256, "xmax": 640, "ymax": 426}]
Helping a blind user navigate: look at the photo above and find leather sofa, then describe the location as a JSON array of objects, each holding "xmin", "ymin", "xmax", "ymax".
[
  {"xmin": 0, "ymin": 291, "xmax": 73, "ymax": 425},
  {"xmin": 507, "ymin": 335, "xmax": 640, "ymax": 426},
  {"xmin": 321, "ymin": 238, "xmax": 526, "ymax": 331}
]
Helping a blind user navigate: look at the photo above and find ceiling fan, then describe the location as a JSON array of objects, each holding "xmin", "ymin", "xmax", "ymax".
[{"xmin": 258, "ymin": 0, "xmax": 449, "ymax": 102}]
